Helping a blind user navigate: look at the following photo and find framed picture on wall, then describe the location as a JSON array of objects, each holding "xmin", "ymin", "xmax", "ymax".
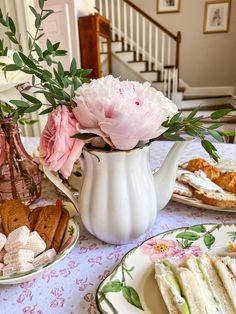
[
  {"xmin": 204, "ymin": 0, "xmax": 231, "ymax": 33},
  {"xmin": 156, "ymin": 0, "xmax": 180, "ymax": 13}
]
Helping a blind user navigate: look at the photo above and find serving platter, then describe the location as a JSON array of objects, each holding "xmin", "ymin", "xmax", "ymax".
[{"xmin": 96, "ymin": 223, "xmax": 236, "ymax": 314}]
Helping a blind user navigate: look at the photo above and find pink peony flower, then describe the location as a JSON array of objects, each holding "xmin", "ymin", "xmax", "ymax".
[
  {"xmin": 73, "ymin": 75, "xmax": 178, "ymax": 150},
  {"xmin": 39, "ymin": 106, "xmax": 83, "ymax": 178}
]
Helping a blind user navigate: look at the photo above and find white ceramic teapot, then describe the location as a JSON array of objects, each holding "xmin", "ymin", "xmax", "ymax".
[{"xmin": 44, "ymin": 141, "xmax": 190, "ymax": 244}]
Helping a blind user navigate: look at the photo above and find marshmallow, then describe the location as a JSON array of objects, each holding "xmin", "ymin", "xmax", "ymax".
[
  {"xmin": 5, "ymin": 226, "xmax": 30, "ymax": 252},
  {"xmin": 0, "ymin": 233, "xmax": 6, "ymax": 251},
  {"xmin": 24, "ymin": 231, "xmax": 46, "ymax": 256},
  {"xmin": 2, "ymin": 262, "xmax": 34, "ymax": 277},
  {"xmin": 4, "ymin": 249, "xmax": 34, "ymax": 265},
  {"xmin": 33, "ymin": 248, "xmax": 56, "ymax": 268}
]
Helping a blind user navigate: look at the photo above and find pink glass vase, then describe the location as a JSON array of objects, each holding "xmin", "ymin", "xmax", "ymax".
[{"xmin": 0, "ymin": 118, "xmax": 41, "ymax": 205}]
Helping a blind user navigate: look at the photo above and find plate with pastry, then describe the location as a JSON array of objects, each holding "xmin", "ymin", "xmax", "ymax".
[
  {"xmin": 96, "ymin": 223, "xmax": 236, "ymax": 314},
  {"xmin": 0, "ymin": 199, "xmax": 79, "ymax": 284},
  {"xmin": 171, "ymin": 158, "xmax": 236, "ymax": 212}
]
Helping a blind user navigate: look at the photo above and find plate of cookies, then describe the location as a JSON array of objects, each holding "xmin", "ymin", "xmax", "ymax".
[
  {"xmin": 171, "ymin": 158, "xmax": 236, "ymax": 212},
  {"xmin": 0, "ymin": 200, "xmax": 79, "ymax": 284}
]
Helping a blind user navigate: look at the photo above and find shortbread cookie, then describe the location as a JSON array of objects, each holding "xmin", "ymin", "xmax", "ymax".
[
  {"xmin": 5, "ymin": 226, "xmax": 30, "ymax": 252},
  {"xmin": 52, "ymin": 209, "xmax": 69, "ymax": 252},
  {"xmin": 215, "ymin": 172, "xmax": 236, "ymax": 195},
  {"xmin": 2, "ymin": 261, "xmax": 33, "ymax": 277},
  {"xmin": 29, "ymin": 207, "xmax": 43, "ymax": 229},
  {"xmin": 24, "ymin": 231, "xmax": 46, "ymax": 256},
  {"xmin": 4, "ymin": 249, "xmax": 34, "ymax": 265},
  {"xmin": 186, "ymin": 158, "xmax": 220, "ymax": 182},
  {"xmin": 33, "ymin": 248, "xmax": 56, "ymax": 268},
  {"xmin": 194, "ymin": 190, "xmax": 236, "ymax": 208},
  {"xmin": 0, "ymin": 233, "xmax": 6, "ymax": 251},
  {"xmin": 0, "ymin": 200, "xmax": 30, "ymax": 235},
  {"xmin": 34, "ymin": 205, "xmax": 62, "ymax": 249}
]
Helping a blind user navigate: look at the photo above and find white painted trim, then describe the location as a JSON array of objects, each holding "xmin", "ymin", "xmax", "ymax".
[{"xmin": 180, "ymin": 79, "xmax": 234, "ymax": 97}]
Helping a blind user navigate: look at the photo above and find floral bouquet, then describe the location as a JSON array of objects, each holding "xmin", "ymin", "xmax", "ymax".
[{"xmin": 0, "ymin": 0, "xmax": 234, "ymax": 182}]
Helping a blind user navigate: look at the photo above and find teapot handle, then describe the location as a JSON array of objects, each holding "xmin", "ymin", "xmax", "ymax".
[{"xmin": 43, "ymin": 165, "xmax": 79, "ymax": 214}]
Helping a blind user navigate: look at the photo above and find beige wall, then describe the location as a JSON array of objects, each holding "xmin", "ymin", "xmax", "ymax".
[{"xmin": 130, "ymin": 0, "xmax": 236, "ymax": 91}]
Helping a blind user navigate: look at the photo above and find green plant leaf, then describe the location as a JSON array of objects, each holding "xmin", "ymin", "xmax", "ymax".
[
  {"xmin": 24, "ymin": 104, "xmax": 42, "ymax": 113},
  {"xmin": 186, "ymin": 106, "xmax": 199, "ymax": 120},
  {"xmin": 3, "ymin": 64, "xmax": 20, "ymax": 71},
  {"xmin": 39, "ymin": 107, "xmax": 54, "ymax": 115},
  {"xmin": 21, "ymin": 93, "xmax": 42, "ymax": 104},
  {"xmin": 10, "ymin": 100, "xmax": 29, "ymax": 108},
  {"xmin": 70, "ymin": 57, "xmax": 77, "ymax": 75},
  {"xmin": 13, "ymin": 52, "xmax": 23, "ymax": 67},
  {"xmin": 101, "ymin": 280, "xmax": 122, "ymax": 294},
  {"xmin": 189, "ymin": 225, "xmax": 206, "ymax": 233},
  {"xmin": 29, "ymin": 6, "xmax": 39, "ymax": 19},
  {"xmin": 39, "ymin": 0, "xmax": 45, "ymax": 9},
  {"xmin": 208, "ymin": 123, "xmax": 222, "ymax": 130},
  {"xmin": 46, "ymin": 39, "xmax": 53, "ymax": 52},
  {"xmin": 208, "ymin": 130, "xmax": 224, "ymax": 142},
  {"xmin": 210, "ymin": 108, "xmax": 232, "ymax": 120},
  {"xmin": 176, "ymin": 231, "xmax": 200, "ymax": 241},
  {"xmin": 71, "ymin": 133, "xmax": 96, "ymax": 140},
  {"xmin": 122, "ymin": 286, "xmax": 143, "ymax": 310},
  {"xmin": 42, "ymin": 9, "xmax": 54, "ymax": 20},
  {"xmin": 204, "ymin": 233, "xmax": 215, "ymax": 249},
  {"xmin": 19, "ymin": 52, "xmax": 38, "ymax": 70},
  {"xmin": 8, "ymin": 16, "xmax": 16, "ymax": 34}
]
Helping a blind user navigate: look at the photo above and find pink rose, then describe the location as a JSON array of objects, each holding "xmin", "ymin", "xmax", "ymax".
[{"xmin": 39, "ymin": 106, "xmax": 83, "ymax": 178}]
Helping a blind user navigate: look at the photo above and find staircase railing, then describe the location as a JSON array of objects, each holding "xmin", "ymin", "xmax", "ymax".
[{"xmin": 96, "ymin": 0, "xmax": 181, "ymax": 100}]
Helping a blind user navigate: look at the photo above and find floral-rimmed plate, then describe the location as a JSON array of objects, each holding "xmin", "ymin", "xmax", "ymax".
[
  {"xmin": 96, "ymin": 223, "xmax": 236, "ymax": 314},
  {"xmin": 0, "ymin": 217, "xmax": 79, "ymax": 285}
]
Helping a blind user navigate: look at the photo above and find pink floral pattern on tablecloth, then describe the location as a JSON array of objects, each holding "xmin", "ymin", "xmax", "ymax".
[{"xmin": 0, "ymin": 139, "xmax": 235, "ymax": 313}]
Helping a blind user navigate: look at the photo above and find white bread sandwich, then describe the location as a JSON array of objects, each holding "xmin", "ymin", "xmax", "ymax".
[{"xmin": 155, "ymin": 253, "xmax": 236, "ymax": 314}]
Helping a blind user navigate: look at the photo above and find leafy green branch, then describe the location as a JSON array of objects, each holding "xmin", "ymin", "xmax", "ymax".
[
  {"xmin": 158, "ymin": 107, "xmax": 236, "ymax": 161},
  {"xmin": 0, "ymin": 0, "xmax": 91, "ymax": 121}
]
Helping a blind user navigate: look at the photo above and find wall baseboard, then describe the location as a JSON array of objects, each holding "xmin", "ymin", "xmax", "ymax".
[{"xmin": 180, "ymin": 79, "xmax": 234, "ymax": 97}]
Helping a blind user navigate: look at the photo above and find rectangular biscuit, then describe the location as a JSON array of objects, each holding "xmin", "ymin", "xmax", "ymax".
[
  {"xmin": 52, "ymin": 209, "xmax": 69, "ymax": 252},
  {"xmin": 0, "ymin": 200, "xmax": 30, "ymax": 235},
  {"xmin": 5, "ymin": 226, "xmax": 30, "ymax": 252},
  {"xmin": 4, "ymin": 249, "xmax": 34, "ymax": 264},
  {"xmin": 34, "ymin": 205, "xmax": 62, "ymax": 249},
  {"xmin": 29, "ymin": 207, "xmax": 43, "ymax": 230}
]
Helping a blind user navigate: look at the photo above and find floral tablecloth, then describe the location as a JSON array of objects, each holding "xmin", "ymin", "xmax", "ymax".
[{"xmin": 0, "ymin": 139, "xmax": 236, "ymax": 314}]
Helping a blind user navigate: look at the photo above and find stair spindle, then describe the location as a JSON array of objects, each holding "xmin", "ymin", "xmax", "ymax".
[
  {"xmin": 124, "ymin": 2, "xmax": 128, "ymax": 50},
  {"xmin": 142, "ymin": 16, "xmax": 145, "ymax": 62},
  {"xmin": 105, "ymin": 0, "xmax": 109, "ymax": 19},
  {"xmin": 167, "ymin": 69, "xmax": 171, "ymax": 98},
  {"xmin": 148, "ymin": 22, "xmax": 152, "ymax": 71},
  {"xmin": 155, "ymin": 27, "xmax": 158, "ymax": 71},
  {"xmin": 130, "ymin": 7, "xmax": 133, "ymax": 50},
  {"xmin": 161, "ymin": 32, "xmax": 165, "ymax": 80},
  {"xmin": 117, "ymin": 0, "xmax": 121, "ymax": 40},
  {"xmin": 111, "ymin": 0, "xmax": 115, "ymax": 41},
  {"xmin": 168, "ymin": 37, "xmax": 171, "ymax": 66},
  {"xmin": 163, "ymin": 69, "xmax": 167, "ymax": 96},
  {"xmin": 136, "ymin": 12, "xmax": 140, "ymax": 60},
  {"xmin": 99, "ymin": 0, "xmax": 103, "ymax": 16}
]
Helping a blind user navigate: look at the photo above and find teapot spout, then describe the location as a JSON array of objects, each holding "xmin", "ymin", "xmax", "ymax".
[{"xmin": 154, "ymin": 140, "xmax": 192, "ymax": 211}]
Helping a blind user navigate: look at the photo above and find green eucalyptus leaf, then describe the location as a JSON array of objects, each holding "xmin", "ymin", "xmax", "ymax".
[
  {"xmin": 34, "ymin": 42, "xmax": 43, "ymax": 58},
  {"xmin": 70, "ymin": 57, "xmax": 77, "ymax": 75},
  {"xmin": 208, "ymin": 123, "xmax": 222, "ymax": 130},
  {"xmin": 210, "ymin": 108, "xmax": 232, "ymax": 120},
  {"xmin": 8, "ymin": 17, "xmax": 16, "ymax": 34},
  {"xmin": 122, "ymin": 286, "xmax": 143, "ymax": 310},
  {"xmin": 29, "ymin": 6, "xmax": 39, "ymax": 19},
  {"xmin": 3, "ymin": 64, "xmax": 20, "ymax": 71},
  {"xmin": 42, "ymin": 69, "xmax": 52, "ymax": 80},
  {"xmin": 42, "ymin": 9, "xmax": 54, "ymax": 20},
  {"xmin": 46, "ymin": 39, "xmax": 53, "ymax": 52},
  {"xmin": 8, "ymin": 36, "xmax": 18, "ymax": 44},
  {"xmin": 58, "ymin": 62, "xmax": 64, "ymax": 77},
  {"xmin": 35, "ymin": 15, "xmax": 41, "ymax": 28},
  {"xmin": 39, "ymin": 0, "xmax": 45, "ymax": 9},
  {"xmin": 53, "ymin": 68, "xmax": 64, "ymax": 88},
  {"xmin": 186, "ymin": 106, "xmax": 200, "ymax": 120}
]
